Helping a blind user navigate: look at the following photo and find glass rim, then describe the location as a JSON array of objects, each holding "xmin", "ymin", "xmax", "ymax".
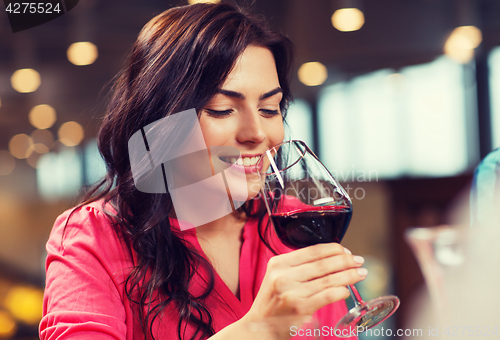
[{"xmin": 255, "ymin": 139, "xmax": 318, "ymax": 176}]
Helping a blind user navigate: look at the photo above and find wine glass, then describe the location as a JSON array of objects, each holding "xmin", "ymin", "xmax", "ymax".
[
  {"xmin": 255, "ymin": 140, "xmax": 400, "ymax": 337},
  {"xmin": 405, "ymin": 226, "xmax": 465, "ymax": 317}
]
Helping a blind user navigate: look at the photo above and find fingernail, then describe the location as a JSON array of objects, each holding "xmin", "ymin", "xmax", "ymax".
[
  {"xmin": 357, "ymin": 268, "xmax": 368, "ymax": 277},
  {"xmin": 344, "ymin": 248, "xmax": 352, "ymax": 254},
  {"xmin": 353, "ymin": 255, "xmax": 364, "ymax": 264}
]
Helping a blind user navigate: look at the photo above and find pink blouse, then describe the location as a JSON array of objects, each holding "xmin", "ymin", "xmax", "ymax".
[{"xmin": 40, "ymin": 201, "xmax": 357, "ymax": 339}]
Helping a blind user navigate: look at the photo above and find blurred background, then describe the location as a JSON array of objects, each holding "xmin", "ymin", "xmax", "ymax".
[{"xmin": 1, "ymin": 0, "xmax": 500, "ymax": 338}]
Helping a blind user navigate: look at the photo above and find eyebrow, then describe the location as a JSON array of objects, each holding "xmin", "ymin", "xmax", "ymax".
[{"xmin": 217, "ymin": 87, "xmax": 283, "ymax": 101}]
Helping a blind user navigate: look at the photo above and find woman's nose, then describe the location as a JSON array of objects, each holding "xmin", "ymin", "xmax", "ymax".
[{"xmin": 236, "ymin": 109, "xmax": 266, "ymax": 144}]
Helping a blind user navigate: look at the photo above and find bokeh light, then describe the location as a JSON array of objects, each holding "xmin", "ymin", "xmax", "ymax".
[
  {"xmin": 31, "ymin": 129, "xmax": 54, "ymax": 148},
  {"xmin": 10, "ymin": 68, "xmax": 41, "ymax": 93},
  {"xmin": 28, "ymin": 129, "xmax": 53, "ymax": 167},
  {"xmin": 298, "ymin": 62, "xmax": 328, "ymax": 86},
  {"xmin": 331, "ymin": 8, "xmax": 365, "ymax": 32},
  {"xmin": 29, "ymin": 104, "xmax": 57, "ymax": 129},
  {"xmin": 58, "ymin": 121, "xmax": 85, "ymax": 146},
  {"xmin": 27, "ymin": 151, "xmax": 44, "ymax": 168},
  {"xmin": 4, "ymin": 286, "xmax": 43, "ymax": 325},
  {"xmin": 8, "ymin": 134, "xmax": 33, "ymax": 159},
  {"xmin": 451, "ymin": 26, "xmax": 482, "ymax": 49},
  {"xmin": 32, "ymin": 143, "xmax": 50, "ymax": 154},
  {"xmin": 444, "ymin": 44, "xmax": 474, "ymax": 64},
  {"xmin": 0, "ymin": 151, "xmax": 16, "ymax": 176},
  {"xmin": 0, "ymin": 310, "xmax": 16, "ymax": 338},
  {"xmin": 444, "ymin": 26, "xmax": 482, "ymax": 64},
  {"xmin": 67, "ymin": 42, "xmax": 99, "ymax": 66}
]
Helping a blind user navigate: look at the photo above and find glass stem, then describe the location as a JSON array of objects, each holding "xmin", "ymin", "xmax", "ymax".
[{"xmin": 348, "ymin": 285, "xmax": 365, "ymax": 307}]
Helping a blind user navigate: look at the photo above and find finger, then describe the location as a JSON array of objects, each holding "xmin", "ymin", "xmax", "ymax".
[
  {"xmin": 271, "ymin": 285, "xmax": 352, "ymax": 317},
  {"xmin": 300, "ymin": 286, "xmax": 352, "ymax": 315},
  {"xmin": 293, "ymin": 254, "xmax": 365, "ymax": 282},
  {"xmin": 283, "ymin": 243, "xmax": 349, "ymax": 267},
  {"xmin": 288, "ymin": 267, "xmax": 368, "ymax": 299},
  {"xmin": 306, "ymin": 267, "xmax": 368, "ymax": 297}
]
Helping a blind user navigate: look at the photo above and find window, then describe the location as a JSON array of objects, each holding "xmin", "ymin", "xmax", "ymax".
[
  {"xmin": 318, "ymin": 56, "xmax": 469, "ymax": 179},
  {"xmin": 84, "ymin": 138, "xmax": 107, "ymax": 185},
  {"xmin": 37, "ymin": 148, "xmax": 83, "ymax": 201},
  {"xmin": 489, "ymin": 46, "xmax": 500, "ymax": 148},
  {"xmin": 285, "ymin": 98, "xmax": 313, "ymax": 148},
  {"xmin": 36, "ymin": 139, "xmax": 106, "ymax": 200}
]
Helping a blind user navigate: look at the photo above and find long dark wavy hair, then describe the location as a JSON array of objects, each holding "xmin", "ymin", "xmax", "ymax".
[{"xmin": 76, "ymin": 2, "xmax": 293, "ymax": 340}]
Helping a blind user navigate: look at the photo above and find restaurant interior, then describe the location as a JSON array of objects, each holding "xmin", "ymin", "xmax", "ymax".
[{"xmin": 1, "ymin": 0, "xmax": 500, "ymax": 338}]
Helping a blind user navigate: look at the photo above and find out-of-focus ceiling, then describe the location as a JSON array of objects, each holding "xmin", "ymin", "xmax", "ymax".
[{"xmin": 1, "ymin": 0, "xmax": 500, "ymax": 153}]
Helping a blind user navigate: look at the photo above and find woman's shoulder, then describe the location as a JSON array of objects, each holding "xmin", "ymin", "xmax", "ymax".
[
  {"xmin": 42, "ymin": 200, "xmax": 133, "ymax": 339},
  {"xmin": 47, "ymin": 200, "xmax": 131, "ymax": 262},
  {"xmin": 51, "ymin": 200, "xmax": 113, "ymax": 236}
]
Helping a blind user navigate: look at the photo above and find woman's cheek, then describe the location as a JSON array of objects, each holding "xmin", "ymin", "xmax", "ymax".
[{"xmin": 200, "ymin": 118, "xmax": 231, "ymax": 146}]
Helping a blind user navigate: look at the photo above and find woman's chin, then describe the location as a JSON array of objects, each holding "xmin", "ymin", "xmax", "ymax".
[{"xmin": 245, "ymin": 176, "xmax": 262, "ymax": 201}]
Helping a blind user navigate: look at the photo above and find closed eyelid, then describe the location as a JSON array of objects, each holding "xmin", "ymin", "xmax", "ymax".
[
  {"xmin": 260, "ymin": 97, "xmax": 282, "ymax": 107},
  {"xmin": 260, "ymin": 94, "xmax": 282, "ymax": 108},
  {"xmin": 204, "ymin": 108, "xmax": 233, "ymax": 115},
  {"xmin": 204, "ymin": 88, "xmax": 282, "ymax": 114}
]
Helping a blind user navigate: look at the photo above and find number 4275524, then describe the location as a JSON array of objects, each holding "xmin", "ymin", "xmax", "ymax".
[
  {"xmin": 443, "ymin": 326, "xmax": 498, "ymax": 337},
  {"xmin": 5, "ymin": 2, "xmax": 61, "ymax": 14}
]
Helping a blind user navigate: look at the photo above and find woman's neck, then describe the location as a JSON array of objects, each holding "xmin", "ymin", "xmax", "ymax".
[{"xmin": 195, "ymin": 209, "xmax": 247, "ymax": 239}]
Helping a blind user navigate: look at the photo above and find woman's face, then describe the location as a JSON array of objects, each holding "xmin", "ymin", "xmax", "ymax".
[{"xmin": 199, "ymin": 45, "xmax": 285, "ymax": 200}]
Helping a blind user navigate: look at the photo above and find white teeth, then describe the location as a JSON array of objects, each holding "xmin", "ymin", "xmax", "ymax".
[{"xmin": 220, "ymin": 155, "xmax": 261, "ymax": 166}]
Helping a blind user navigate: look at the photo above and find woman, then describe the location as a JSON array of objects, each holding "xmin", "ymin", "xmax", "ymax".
[{"xmin": 40, "ymin": 2, "xmax": 366, "ymax": 340}]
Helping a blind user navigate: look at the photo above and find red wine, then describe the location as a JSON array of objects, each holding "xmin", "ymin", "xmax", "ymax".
[{"xmin": 271, "ymin": 207, "xmax": 352, "ymax": 249}]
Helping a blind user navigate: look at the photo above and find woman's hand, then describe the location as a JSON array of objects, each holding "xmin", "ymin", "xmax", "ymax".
[{"xmin": 241, "ymin": 243, "xmax": 367, "ymax": 340}]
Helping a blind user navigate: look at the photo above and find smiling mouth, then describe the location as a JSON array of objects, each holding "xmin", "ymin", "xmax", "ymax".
[{"xmin": 219, "ymin": 155, "xmax": 260, "ymax": 167}]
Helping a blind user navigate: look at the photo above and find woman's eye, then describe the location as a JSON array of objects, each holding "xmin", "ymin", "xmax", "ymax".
[
  {"xmin": 205, "ymin": 108, "xmax": 233, "ymax": 117},
  {"xmin": 260, "ymin": 109, "xmax": 280, "ymax": 117}
]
